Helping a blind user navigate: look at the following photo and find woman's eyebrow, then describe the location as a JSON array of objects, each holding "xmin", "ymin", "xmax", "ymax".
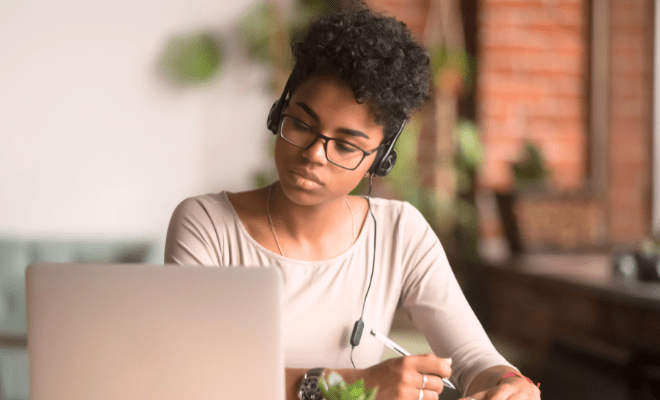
[
  {"xmin": 295, "ymin": 101, "xmax": 370, "ymax": 139},
  {"xmin": 336, "ymin": 127, "xmax": 369, "ymax": 139},
  {"xmin": 295, "ymin": 102, "xmax": 320, "ymax": 122}
]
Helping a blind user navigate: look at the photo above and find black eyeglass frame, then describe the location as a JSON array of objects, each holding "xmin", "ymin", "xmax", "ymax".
[{"xmin": 278, "ymin": 114, "xmax": 388, "ymax": 170}]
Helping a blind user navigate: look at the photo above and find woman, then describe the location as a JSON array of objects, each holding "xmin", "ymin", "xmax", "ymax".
[{"xmin": 165, "ymin": 4, "xmax": 541, "ymax": 400}]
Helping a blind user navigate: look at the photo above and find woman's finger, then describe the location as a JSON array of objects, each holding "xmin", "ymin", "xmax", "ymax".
[
  {"xmin": 415, "ymin": 373, "xmax": 450, "ymax": 395},
  {"xmin": 416, "ymin": 388, "xmax": 441, "ymax": 400},
  {"xmin": 411, "ymin": 354, "xmax": 453, "ymax": 379}
]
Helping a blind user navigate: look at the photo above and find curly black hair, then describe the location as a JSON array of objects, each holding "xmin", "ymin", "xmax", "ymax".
[{"xmin": 288, "ymin": 4, "xmax": 431, "ymax": 143}]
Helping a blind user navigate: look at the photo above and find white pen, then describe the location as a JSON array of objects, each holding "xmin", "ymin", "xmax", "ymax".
[{"xmin": 370, "ymin": 329, "xmax": 456, "ymax": 390}]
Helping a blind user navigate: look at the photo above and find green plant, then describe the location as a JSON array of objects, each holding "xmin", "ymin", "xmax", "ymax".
[
  {"xmin": 429, "ymin": 43, "xmax": 475, "ymax": 95},
  {"xmin": 380, "ymin": 114, "xmax": 483, "ymax": 263},
  {"xmin": 236, "ymin": 2, "xmax": 287, "ymax": 66},
  {"xmin": 318, "ymin": 372, "xmax": 378, "ymax": 400},
  {"xmin": 159, "ymin": 32, "xmax": 225, "ymax": 84},
  {"xmin": 237, "ymin": 0, "xmax": 341, "ymax": 78},
  {"xmin": 512, "ymin": 140, "xmax": 550, "ymax": 190},
  {"xmin": 452, "ymin": 119, "xmax": 483, "ymax": 263}
]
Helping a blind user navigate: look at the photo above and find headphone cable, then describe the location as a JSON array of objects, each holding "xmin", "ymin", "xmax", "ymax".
[{"xmin": 350, "ymin": 174, "xmax": 377, "ymax": 368}]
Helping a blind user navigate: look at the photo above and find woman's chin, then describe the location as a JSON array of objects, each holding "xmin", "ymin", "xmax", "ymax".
[{"xmin": 276, "ymin": 179, "xmax": 324, "ymax": 206}]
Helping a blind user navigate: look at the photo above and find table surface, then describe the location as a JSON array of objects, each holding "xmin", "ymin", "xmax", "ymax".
[{"xmin": 488, "ymin": 253, "xmax": 660, "ymax": 312}]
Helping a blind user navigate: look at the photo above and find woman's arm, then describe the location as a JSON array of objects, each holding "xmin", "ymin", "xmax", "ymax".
[
  {"xmin": 396, "ymin": 203, "xmax": 514, "ymax": 392},
  {"xmin": 462, "ymin": 365, "xmax": 541, "ymax": 400},
  {"xmin": 285, "ymin": 368, "xmax": 307, "ymax": 400},
  {"xmin": 287, "ymin": 355, "xmax": 453, "ymax": 400}
]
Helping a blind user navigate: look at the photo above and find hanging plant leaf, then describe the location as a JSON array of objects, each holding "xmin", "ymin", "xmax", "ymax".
[
  {"xmin": 455, "ymin": 119, "xmax": 482, "ymax": 169},
  {"xmin": 237, "ymin": 2, "xmax": 279, "ymax": 65},
  {"xmin": 386, "ymin": 115, "xmax": 423, "ymax": 198},
  {"xmin": 160, "ymin": 31, "xmax": 224, "ymax": 84},
  {"xmin": 237, "ymin": 0, "xmax": 340, "ymax": 71},
  {"xmin": 297, "ymin": 0, "xmax": 340, "ymax": 15},
  {"xmin": 428, "ymin": 43, "xmax": 475, "ymax": 95}
]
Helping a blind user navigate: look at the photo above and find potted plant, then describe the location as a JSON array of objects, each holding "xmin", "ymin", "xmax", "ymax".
[
  {"xmin": 318, "ymin": 371, "xmax": 378, "ymax": 400},
  {"xmin": 495, "ymin": 140, "xmax": 551, "ymax": 254}
]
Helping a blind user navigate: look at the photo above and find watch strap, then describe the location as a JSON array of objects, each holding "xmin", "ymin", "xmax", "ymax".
[{"xmin": 298, "ymin": 367, "xmax": 326, "ymax": 400}]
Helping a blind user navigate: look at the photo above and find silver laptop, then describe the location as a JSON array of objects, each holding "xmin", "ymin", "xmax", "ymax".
[{"xmin": 26, "ymin": 263, "xmax": 284, "ymax": 400}]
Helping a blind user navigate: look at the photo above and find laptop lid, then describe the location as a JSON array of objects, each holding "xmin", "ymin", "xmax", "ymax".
[{"xmin": 26, "ymin": 263, "xmax": 284, "ymax": 400}]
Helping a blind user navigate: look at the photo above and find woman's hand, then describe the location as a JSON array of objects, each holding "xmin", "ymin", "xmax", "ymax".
[
  {"xmin": 459, "ymin": 374, "xmax": 541, "ymax": 400},
  {"xmin": 358, "ymin": 354, "xmax": 452, "ymax": 400}
]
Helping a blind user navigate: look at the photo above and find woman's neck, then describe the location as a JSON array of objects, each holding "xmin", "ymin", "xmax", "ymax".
[{"xmin": 267, "ymin": 182, "xmax": 356, "ymax": 259}]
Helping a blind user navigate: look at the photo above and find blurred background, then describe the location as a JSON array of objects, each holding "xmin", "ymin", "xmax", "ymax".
[{"xmin": 1, "ymin": 0, "xmax": 660, "ymax": 399}]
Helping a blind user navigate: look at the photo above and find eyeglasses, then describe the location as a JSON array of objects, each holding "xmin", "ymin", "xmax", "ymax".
[{"xmin": 278, "ymin": 114, "xmax": 385, "ymax": 170}]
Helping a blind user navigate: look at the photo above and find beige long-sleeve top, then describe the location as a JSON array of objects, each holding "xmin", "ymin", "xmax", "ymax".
[{"xmin": 164, "ymin": 191, "xmax": 513, "ymax": 394}]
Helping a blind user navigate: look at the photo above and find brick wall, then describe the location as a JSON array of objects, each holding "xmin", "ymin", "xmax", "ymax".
[
  {"xmin": 478, "ymin": 0, "xmax": 654, "ymax": 251},
  {"xmin": 478, "ymin": 0, "xmax": 588, "ymax": 192},
  {"xmin": 364, "ymin": 0, "xmax": 430, "ymax": 39},
  {"xmin": 607, "ymin": 0, "xmax": 654, "ymax": 245}
]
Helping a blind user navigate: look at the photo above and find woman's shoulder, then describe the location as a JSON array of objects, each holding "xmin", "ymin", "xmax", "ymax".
[
  {"xmin": 365, "ymin": 196, "xmax": 432, "ymax": 235},
  {"xmin": 174, "ymin": 191, "xmax": 229, "ymax": 211},
  {"xmin": 365, "ymin": 196, "xmax": 422, "ymax": 219},
  {"xmin": 169, "ymin": 191, "xmax": 236, "ymax": 226},
  {"xmin": 225, "ymin": 188, "xmax": 265, "ymax": 213}
]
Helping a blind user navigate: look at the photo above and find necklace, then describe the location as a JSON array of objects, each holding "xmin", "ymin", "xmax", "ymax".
[{"xmin": 266, "ymin": 183, "xmax": 355, "ymax": 257}]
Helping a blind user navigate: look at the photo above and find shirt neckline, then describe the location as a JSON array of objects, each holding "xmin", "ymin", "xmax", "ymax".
[{"xmin": 220, "ymin": 191, "xmax": 373, "ymax": 266}]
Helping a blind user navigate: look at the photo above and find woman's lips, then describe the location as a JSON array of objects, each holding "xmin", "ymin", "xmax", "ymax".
[{"xmin": 289, "ymin": 170, "xmax": 323, "ymax": 189}]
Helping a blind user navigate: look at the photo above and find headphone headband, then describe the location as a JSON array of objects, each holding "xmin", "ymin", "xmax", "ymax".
[{"xmin": 267, "ymin": 68, "xmax": 297, "ymax": 135}]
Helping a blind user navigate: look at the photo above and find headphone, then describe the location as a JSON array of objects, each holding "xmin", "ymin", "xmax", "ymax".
[{"xmin": 267, "ymin": 70, "xmax": 406, "ymax": 177}]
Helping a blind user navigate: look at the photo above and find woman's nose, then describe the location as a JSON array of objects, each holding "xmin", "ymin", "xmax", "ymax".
[{"xmin": 302, "ymin": 136, "xmax": 328, "ymax": 163}]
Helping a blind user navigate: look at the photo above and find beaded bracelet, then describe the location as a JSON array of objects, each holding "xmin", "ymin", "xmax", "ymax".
[{"xmin": 498, "ymin": 371, "xmax": 541, "ymax": 388}]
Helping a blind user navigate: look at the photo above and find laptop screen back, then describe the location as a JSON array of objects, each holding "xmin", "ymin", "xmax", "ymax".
[{"xmin": 26, "ymin": 263, "xmax": 284, "ymax": 400}]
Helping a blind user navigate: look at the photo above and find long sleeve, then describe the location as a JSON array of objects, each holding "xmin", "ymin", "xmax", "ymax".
[{"xmin": 397, "ymin": 204, "xmax": 512, "ymax": 396}]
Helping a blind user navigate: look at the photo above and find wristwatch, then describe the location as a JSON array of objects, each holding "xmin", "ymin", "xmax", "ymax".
[{"xmin": 298, "ymin": 367, "xmax": 326, "ymax": 400}]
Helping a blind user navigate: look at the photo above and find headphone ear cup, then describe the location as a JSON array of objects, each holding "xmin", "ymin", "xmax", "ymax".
[
  {"xmin": 374, "ymin": 150, "xmax": 397, "ymax": 177},
  {"xmin": 267, "ymin": 100, "xmax": 282, "ymax": 134}
]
